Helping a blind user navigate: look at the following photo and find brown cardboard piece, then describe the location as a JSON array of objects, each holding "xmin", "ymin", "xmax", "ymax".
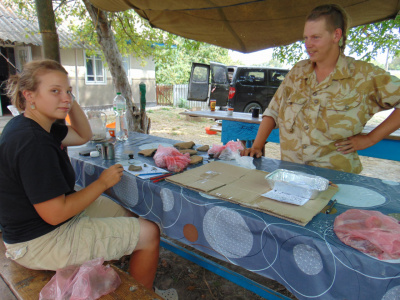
[{"xmin": 166, "ymin": 161, "xmax": 338, "ymax": 226}]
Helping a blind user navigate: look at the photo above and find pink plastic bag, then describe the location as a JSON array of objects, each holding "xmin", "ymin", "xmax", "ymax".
[
  {"xmin": 208, "ymin": 141, "xmax": 244, "ymax": 159},
  {"xmin": 153, "ymin": 145, "xmax": 191, "ymax": 172},
  {"xmin": 334, "ymin": 209, "xmax": 400, "ymax": 260},
  {"xmin": 39, "ymin": 258, "xmax": 121, "ymax": 300}
]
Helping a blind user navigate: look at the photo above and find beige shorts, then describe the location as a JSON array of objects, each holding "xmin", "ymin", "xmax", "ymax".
[{"xmin": 4, "ymin": 195, "xmax": 140, "ymax": 271}]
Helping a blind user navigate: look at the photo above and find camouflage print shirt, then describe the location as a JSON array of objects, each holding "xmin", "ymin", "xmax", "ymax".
[{"xmin": 264, "ymin": 54, "xmax": 400, "ymax": 174}]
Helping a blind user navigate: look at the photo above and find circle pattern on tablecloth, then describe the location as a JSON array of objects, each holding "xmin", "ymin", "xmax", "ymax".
[
  {"xmin": 183, "ymin": 224, "xmax": 199, "ymax": 242},
  {"xmin": 113, "ymin": 175, "xmax": 139, "ymax": 207},
  {"xmin": 382, "ymin": 180, "xmax": 399, "ymax": 186},
  {"xmin": 335, "ymin": 184, "xmax": 386, "ymax": 207},
  {"xmin": 203, "ymin": 206, "xmax": 253, "ymax": 258},
  {"xmin": 138, "ymin": 143, "xmax": 174, "ymax": 150},
  {"xmin": 199, "ymin": 192, "xmax": 218, "ymax": 199},
  {"xmin": 293, "ymin": 244, "xmax": 323, "ymax": 275},
  {"xmin": 84, "ymin": 162, "xmax": 95, "ymax": 176},
  {"xmin": 382, "ymin": 285, "xmax": 400, "ymax": 300},
  {"xmin": 160, "ymin": 188, "xmax": 175, "ymax": 211}
]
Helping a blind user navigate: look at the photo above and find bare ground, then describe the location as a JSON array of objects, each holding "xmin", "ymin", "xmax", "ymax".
[{"xmin": 129, "ymin": 106, "xmax": 400, "ymax": 300}]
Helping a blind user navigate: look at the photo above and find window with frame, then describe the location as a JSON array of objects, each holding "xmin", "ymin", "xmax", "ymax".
[
  {"xmin": 269, "ymin": 70, "xmax": 288, "ymax": 86},
  {"xmin": 85, "ymin": 53, "xmax": 106, "ymax": 84}
]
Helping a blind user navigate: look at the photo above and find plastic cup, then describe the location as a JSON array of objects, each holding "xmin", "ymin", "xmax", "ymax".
[
  {"xmin": 210, "ymin": 100, "xmax": 216, "ymax": 111},
  {"xmin": 252, "ymin": 108, "xmax": 260, "ymax": 118}
]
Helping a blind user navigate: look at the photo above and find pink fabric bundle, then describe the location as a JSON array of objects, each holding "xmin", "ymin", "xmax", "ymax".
[
  {"xmin": 39, "ymin": 258, "xmax": 121, "ymax": 300},
  {"xmin": 334, "ymin": 209, "xmax": 400, "ymax": 260},
  {"xmin": 154, "ymin": 145, "xmax": 191, "ymax": 172}
]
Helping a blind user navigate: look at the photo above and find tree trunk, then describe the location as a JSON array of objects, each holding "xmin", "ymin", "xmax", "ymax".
[
  {"xmin": 34, "ymin": 0, "xmax": 60, "ymax": 62},
  {"xmin": 35, "ymin": 0, "xmax": 63, "ymax": 127},
  {"xmin": 82, "ymin": 0, "xmax": 150, "ymax": 133}
]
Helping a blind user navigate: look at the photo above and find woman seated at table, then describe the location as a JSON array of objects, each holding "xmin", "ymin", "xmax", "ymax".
[
  {"xmin": 242, "ymin": 4, "xmax": 400, "ymax": 174},
  {"xmin": 0, "ymin": 59, "xmax": 177, "ymax": 299}
]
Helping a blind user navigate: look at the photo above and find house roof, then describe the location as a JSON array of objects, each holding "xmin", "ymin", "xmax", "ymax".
[{"xmin": 0, "ymin": 3, "xmax": 85, "ymax": 49}]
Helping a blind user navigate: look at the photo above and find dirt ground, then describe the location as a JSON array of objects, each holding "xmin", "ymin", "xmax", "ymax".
[{"xmin": 130, "ymin": 106, "xmax": 400, "ymax": 300}]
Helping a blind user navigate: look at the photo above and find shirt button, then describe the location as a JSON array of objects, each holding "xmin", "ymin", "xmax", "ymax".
[
  {"xmin": 312, "ymin": 92, "xmax": 317, "ymax": 96},
  {"xmin": 344, "ymin": 105, "xmax": 350, "ymax": 110},
  {"xmin": 314, "ymin": 99, "xmax": 319, "ymax": 104},
  {"xmin": 303, "ymin": 145, "xmax": 307, "ymax": 149},
  {"xmin": 304, "ymin": 125, "xmax": 309, "ymax": 130}
]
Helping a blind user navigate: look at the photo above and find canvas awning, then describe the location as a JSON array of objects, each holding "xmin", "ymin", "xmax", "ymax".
[{"xmin": 87, "ymin": 0, "xmax": 400, "ymax": 53}]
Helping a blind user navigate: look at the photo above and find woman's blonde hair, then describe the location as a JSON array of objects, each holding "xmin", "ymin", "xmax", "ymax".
[
  {"xmin": 5, "ymin": 59, "xmax": 68, "ymax": 112},
  {"xmin": 306, "ymin": 4, "xmax": 350, "ymax": 53}
]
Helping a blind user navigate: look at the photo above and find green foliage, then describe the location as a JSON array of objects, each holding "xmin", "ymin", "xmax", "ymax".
[
  {"xmin": 272, "ymin": 18, "xmax": 400, "ymax": 65},
  {"xmin": 259, "ymin": 59, "xmax": 287, "ymax": 68},
  {"xmin": 389, "ymin": 55, "xmax": 400, "ymax": 70},
  {"xmin": 154, "ymin": 39, "xmax": 236, "ymax": 84}
]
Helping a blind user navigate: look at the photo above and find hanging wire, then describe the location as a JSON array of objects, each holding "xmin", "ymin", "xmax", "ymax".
[{"xmin": 0, "ymin": 51, "xmax": 20, "ymax": 73}]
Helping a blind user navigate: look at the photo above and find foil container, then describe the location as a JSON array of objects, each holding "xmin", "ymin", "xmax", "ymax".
[{"xmin": 265, "ymin": 169, "xmax": 329, "ymax": 199}]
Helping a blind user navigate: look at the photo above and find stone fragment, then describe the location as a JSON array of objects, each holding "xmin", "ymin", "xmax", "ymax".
[
  {"xmin": 190, "ymin": 155, "xmax": 203, "ymax": 165},
  {"xmin": 128, "ymin": 165, "xmax": 142, "ymax": 171},
  {"xmin": 174, "ymin": 141, "xmax": 195, "ymax": 149},
  {"xmin": 196, "ymin": 145, "xmax": 209, "ymax": 152},
  {"xmin": 138, "ymin": 148, "xmax": 157, "ymax": 157}
]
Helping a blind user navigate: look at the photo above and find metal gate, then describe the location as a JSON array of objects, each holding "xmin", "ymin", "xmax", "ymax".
[{"xmin": 156, "ymin": 84, "xmax": 173, "ymax": 106}]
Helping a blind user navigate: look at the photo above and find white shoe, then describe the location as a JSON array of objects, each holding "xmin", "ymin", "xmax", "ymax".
[{"xmin": 154, "ymin": 287, "xmax": 178, "ymax": 300}]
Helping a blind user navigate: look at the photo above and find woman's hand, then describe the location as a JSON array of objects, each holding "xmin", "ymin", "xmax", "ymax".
[
  {"xmin": 34, "ymin": 164, "xmax": 125, "ymax": 225},
  {"xmin": 62, "ymin": 101, "xmax": 93, "ymax": 146},
  {"xmin": 241, "ymin": 147, "xmax": 263, "ymax": 158},
  {"xmin": 97, "ymin": 164, "xmax": 124, "ymax": 189},
  {"xmin": 335, "ymin": 134, "xmax": 373, "ymax": 154}
]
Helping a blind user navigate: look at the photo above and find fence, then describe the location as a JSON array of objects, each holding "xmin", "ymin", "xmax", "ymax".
[{"xmin": 156, "ymin": 84, "xmax": 209, "ymax": 110}]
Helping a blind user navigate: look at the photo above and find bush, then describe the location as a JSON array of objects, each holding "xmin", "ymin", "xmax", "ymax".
[{"xmin": 177, "ymin": 98, "xmax": 190, "ymax": 109}]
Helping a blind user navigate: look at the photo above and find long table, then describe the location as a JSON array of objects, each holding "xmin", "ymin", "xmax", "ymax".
[
  {"xmin": 180, "ymin": 110, "xmax": 400, "ymax": 161},
  {"xmin": 68, "ymin": 132, "xmax": 400, "ymax": 300}
]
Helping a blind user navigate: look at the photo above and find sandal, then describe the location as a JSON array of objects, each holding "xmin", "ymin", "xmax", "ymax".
[{"xmin": 154, "ymin": 287, "xmax": 178, "ymax": 300}]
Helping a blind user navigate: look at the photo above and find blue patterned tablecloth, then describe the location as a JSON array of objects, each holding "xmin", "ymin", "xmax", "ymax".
[{"xmin": 68, "ymin": 132, "xmax": 400, "ymax": 300}]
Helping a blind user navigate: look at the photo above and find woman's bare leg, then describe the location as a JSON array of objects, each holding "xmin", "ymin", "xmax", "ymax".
[{"xmin": 129, "ymin": 218, "xmax": 160, "ymax": 289}]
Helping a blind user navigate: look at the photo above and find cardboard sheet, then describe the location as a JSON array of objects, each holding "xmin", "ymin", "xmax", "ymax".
[{"xmin": 166, "ymin": 161, "xmax": 338, "ymax": 226}]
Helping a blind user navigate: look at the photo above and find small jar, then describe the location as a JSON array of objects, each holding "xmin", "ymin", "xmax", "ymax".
[{"xmin": 227, "ymin": 107, "xmax": 234, "ymax": 116}]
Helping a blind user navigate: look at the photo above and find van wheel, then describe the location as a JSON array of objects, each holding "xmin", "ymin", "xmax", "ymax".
[{"xmin": 244, "ymin": 103, "xmax": 262, "ymax": 113}]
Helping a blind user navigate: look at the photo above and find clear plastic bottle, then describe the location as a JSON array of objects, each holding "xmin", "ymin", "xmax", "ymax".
[{"xmin": 113, "ymin": 92, "xmax": 128, "ymax": 141}]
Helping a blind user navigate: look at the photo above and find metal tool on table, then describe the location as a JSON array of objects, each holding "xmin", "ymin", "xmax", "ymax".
[{"xmin": 325, "ymin": 199, "xmax": 337, "ymax": 214}]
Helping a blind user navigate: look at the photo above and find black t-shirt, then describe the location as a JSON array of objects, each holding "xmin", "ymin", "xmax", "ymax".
[{"xmin": 0, "ymin": 115, "xmax": 75, "ymax": 244}]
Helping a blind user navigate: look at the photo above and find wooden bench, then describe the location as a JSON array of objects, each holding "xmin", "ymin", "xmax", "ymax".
[{"xmin": 0, "ymin": 234, "xmax": 162, "ymax": 300}]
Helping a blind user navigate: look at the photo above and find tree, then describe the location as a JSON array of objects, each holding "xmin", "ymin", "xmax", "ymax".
[
  {"xmin": 272, "ymin": 18, "xmax": 400, "ymax": 65},
  {"xmin": 81, "ymin": 0, "xmax": 150, "ymax": 133},
  {"xmin": 34, "ymin": 0, "xmax": 60, "ymax": 62}
]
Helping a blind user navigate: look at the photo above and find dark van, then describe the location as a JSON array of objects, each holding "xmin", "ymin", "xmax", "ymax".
[{"xmin": 187, "ymin": 62, "xmax": 288, "ymax": 113}]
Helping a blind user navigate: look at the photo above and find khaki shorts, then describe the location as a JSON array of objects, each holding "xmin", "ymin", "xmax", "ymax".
[{"xmin": 4, "ymin": 195, "xmax": 140, "ymax": 270}]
